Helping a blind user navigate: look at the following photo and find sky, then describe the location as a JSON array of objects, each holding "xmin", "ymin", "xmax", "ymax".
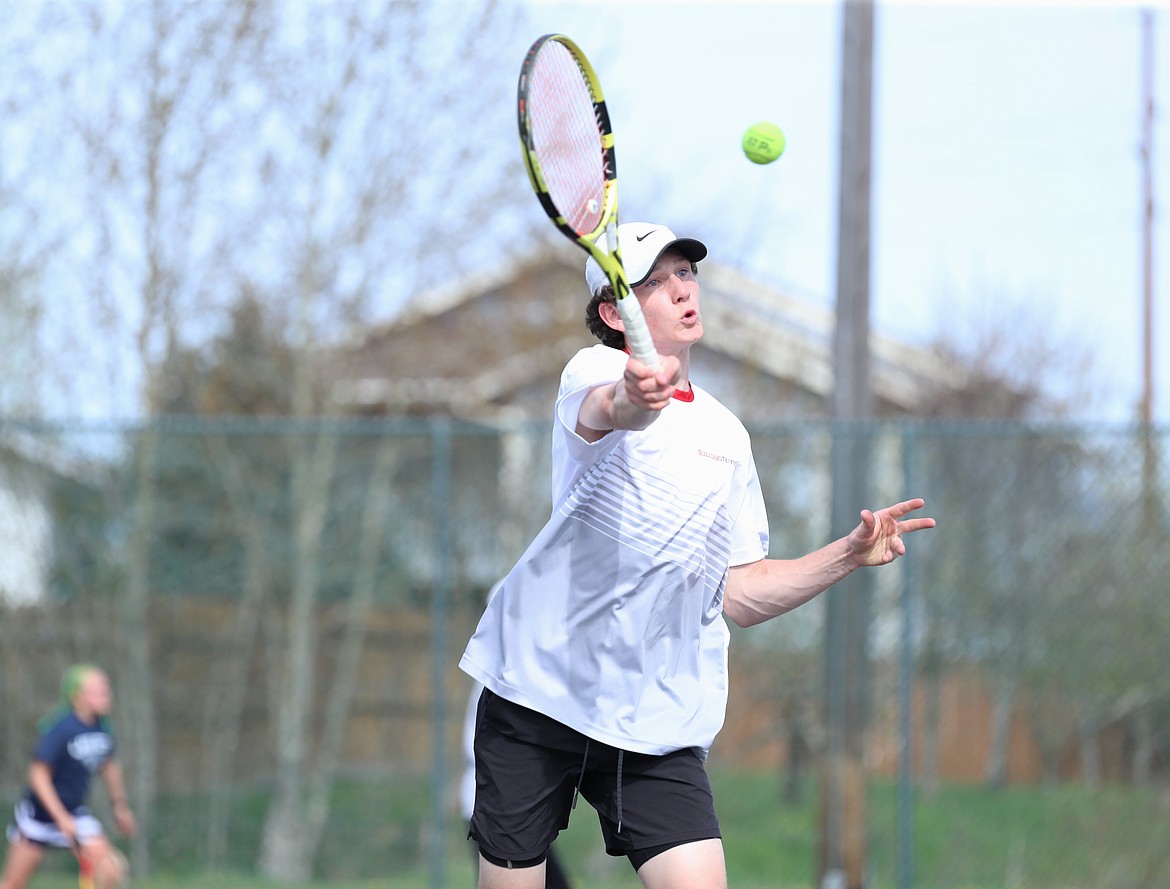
[{"xmin": 499, "ymin": 0, "xmax": 1169, "ymax": 423}]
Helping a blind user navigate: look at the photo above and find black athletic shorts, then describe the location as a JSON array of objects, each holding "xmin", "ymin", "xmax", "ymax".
[{"xmin": 469, "ymin": 689, "xmax": 721, "ymax": 872}]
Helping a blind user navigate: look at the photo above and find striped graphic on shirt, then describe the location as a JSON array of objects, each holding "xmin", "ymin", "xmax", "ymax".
[{"xmin": 560, "ymin": 444, "xmax": 733, "ymax": 601}]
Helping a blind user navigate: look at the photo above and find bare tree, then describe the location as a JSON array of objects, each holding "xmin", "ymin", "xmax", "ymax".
[
  {"xmin": 199, "ymin": 431, "xmax": 272, "ymax": 867},
  {"xmin": 15, "ymin": 2, "xmax": 279, "ymax": 873},
  {"xmin": 914, "ymin": 294, "xmax": 1102, "ymax": 790},
  {"xmin": 0, "ymin": 219, "xmax": 49, "ymax": 417},
  {"xmin": 299, "ymin": 443, "xmax": 400, "ymax": 861},
  {"xmin": 236, "ymin": 4, "xmax": 527, "ymax": 879},
  {"xmin": 6, "ymin": 0, "xmax": 536, "ymax": 879},
  {"xmin": 0, "ymin": 14, "xmax": 66, "ymax": 418}
]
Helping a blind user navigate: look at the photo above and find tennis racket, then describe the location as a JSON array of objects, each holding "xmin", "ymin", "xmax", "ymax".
[
  {"xmin": 517, "ymin": 33, "xmax": 659, "ymax": 368},
  {"xmin": 73, "ymin": 840, "xmax": 129, "ymax": 889},
  {"xmin": 73, "ymin": 840, "xmax": 94, "ymax": 889}
]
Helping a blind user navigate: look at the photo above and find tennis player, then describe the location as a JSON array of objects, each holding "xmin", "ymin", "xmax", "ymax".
[
  {"xmin": 462, "ymin": 584, "xmax": 574, "ymax": 889},
  {"xmin": 1, "ymin": 665, "xmax": 136, "ymax": 889},
  {"xmin": 459, "ymin": 222, "xmax": 935, "ymax": 889},
  {"xmin": 463, "ymin": 681, "xmax": 574, "ymax": 889}
]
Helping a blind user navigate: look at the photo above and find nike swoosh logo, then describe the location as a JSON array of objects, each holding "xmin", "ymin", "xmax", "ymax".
[{"xmin": 635, "ymin": 230, "xmax": 658, "ymax": 242}]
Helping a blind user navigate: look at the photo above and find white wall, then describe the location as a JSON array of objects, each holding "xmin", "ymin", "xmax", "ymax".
[{"xmin": 0, "ymin": 461, "xmax": 51, "ymax": 606}]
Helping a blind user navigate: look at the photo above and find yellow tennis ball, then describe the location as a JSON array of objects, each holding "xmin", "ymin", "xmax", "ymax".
[{"xmin": 742, "ymin": 121, "xmax": 786, "ymax": 165}]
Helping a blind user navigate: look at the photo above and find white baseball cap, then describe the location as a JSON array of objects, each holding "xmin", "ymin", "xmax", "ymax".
[{"xmin": 584, "ymin": 222, "xmax": 707, "ymax": 297}]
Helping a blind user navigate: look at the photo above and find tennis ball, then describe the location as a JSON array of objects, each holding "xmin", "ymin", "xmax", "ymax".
[{"xmin": 742, "ymin": 121, "xmax": 786, "ymax": 165}]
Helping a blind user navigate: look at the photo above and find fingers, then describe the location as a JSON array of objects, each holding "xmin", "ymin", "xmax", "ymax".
[
  {"xmin": 74, "ymin": 838, "xmax": 98, "ymax": 872},
  {"xmin": 866, "ymin": 499, "xmax": 936, "ymax": 532},
  {"xmin": 854, "ymin": 499, "xmax": 935, "ymax": 566},
  {"xmin": 623, "ymin": 356, "xmax": 678, "ymax": 410},
  {"xmin": 898, "ymin": 516, "xmax": 936, "ymax": 534},
  {"xmin": 885, "ymin": 497, "xmax": 926, "ymax": 517}
]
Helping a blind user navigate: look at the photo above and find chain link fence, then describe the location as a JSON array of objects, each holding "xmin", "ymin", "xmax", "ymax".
[{"xmin": 1, "ymin": 417, "xmax": 1167, "ymax": 887}]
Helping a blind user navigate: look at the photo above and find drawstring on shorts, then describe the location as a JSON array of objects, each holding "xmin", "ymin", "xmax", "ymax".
[
  {"xmin": 571, "ymin": 739, "xmax": 590, "ymax": 810},
  {"xmin": 570, "ymin": 741, "xmax": 626, "ymax": 835},
  {"xmin": 615, "ymin": 749, "xmax": 624, "ymax": 834}
]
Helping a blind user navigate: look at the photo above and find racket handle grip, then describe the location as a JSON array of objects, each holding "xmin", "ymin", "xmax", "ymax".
[{"xmin": 617, "ymin": 298, "xmax": 659, "ymax": 369}]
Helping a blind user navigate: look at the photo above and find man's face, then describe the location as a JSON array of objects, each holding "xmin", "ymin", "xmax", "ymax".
[
  {"xmin": 77, "ymin": 670, "xmax": 112, "ymax": 716},
  {"xmin": 630, "ymin": 249, "xmax": 702, "ymax": 355}
]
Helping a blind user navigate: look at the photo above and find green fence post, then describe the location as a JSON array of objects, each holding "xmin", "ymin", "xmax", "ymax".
[
  {"xmin": 898, "ymin": 422, "xmax": 917, "ymax": 889},
  {"xmin": 429, "ymin": 417, "xmax": 452, "ymax": 889}
]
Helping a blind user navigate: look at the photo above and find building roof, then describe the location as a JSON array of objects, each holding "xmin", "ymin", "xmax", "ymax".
[{"xmin": 329, "ymin": 244, "xmax": 968, "ymax": 421}]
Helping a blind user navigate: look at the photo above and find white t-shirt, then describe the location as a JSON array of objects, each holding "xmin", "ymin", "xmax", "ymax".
[{"xmin": 459, "ymin": 345, "xmax": 769, "ymax": 756}]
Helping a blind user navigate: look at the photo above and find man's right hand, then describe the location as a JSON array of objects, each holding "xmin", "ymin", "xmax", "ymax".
[
  {"xmin": 618, "ymin": 354, "xmax": 681, "ymax": 413},
  {"xmin": 577, "ymin": 354, "xmax": 682, "ymax": 442}
]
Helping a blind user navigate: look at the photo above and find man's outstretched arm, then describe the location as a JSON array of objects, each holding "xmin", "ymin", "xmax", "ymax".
[{"xmin": 723, "ymin": 498, "xmax": 935, "ymax": 628}]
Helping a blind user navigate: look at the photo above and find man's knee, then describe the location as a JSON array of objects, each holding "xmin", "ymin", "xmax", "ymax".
[
  {"xmin": 635, "ymin": 837, "xmax": 726, "ymax": 889},
  {"xmin": 94, "ymin": 847, "xmax": 128, "ymax": 889}
]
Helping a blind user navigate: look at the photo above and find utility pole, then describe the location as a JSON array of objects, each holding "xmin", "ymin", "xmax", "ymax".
[
  {"xmin": 1140, "ymin": 7, "xmax": 1155, "ymax": 427},
  {"xmin": 821, "ymin": 1, "xmax": 875, "ymax": 888},
  {"xmin": 1139, "ymin": 8, "xmax": 1157, "ymax": 527}
]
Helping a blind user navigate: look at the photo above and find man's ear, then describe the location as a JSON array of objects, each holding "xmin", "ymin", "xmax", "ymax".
[{"xmin": 598, "ymin": 300, "xmax": 625, "ymax": 332}]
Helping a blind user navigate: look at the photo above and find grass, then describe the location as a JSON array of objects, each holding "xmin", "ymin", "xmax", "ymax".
[{"xmin": 22, "ymin": 770, "xmax": 1169, "ymax": 888}]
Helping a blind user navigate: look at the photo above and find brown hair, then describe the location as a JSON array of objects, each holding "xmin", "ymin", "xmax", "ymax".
[
  {"xmin": 585, "ymin": 258, "xmax": 700, "ymax": 350},
  {"xmin": 585, "ymin": 285, "xmax": 625, "ymax": 349}
]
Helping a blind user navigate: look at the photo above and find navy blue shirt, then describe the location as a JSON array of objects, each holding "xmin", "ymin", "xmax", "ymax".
[{"xmin": 24, "ymin": 712, "xmax": 115, "ymax": 819}]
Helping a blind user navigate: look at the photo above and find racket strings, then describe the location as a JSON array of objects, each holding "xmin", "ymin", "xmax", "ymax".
[{"xmin": 526, "ymin": 43, "xmax": 606, "ymax": 235}]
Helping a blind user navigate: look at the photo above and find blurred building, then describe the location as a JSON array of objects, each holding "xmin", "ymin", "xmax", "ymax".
[
  {"xmin": 0, "ymin": 440, "xmax": 54, "ymax": 606},
  {"xmin": 0, "ymin": 433, "xmax": 98, "ymax": 606},
  {"xmin": 327, "ymin": 243, "xmax": 968, "ymax": 423}
]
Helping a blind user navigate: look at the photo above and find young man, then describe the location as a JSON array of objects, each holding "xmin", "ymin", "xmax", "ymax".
[
  {"xmin": 459, "ymin": 222, "xmax": 935, "ymax": 889},
  {"xmin": 462, "ymin": 584, "xmax": 574, "ymax": 889},
  {"xmin": 1, "ymin": 665, "xmax": 136, "ymax": 889},
  {"xmin": 463, "ymin": 681, "xmax": 573, "ymax": 889}
]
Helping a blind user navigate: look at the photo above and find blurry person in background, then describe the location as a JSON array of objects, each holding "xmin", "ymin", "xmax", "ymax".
[{"xmin": 1, "ymin": 664, "xmax": 136, "ymax": 889}]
